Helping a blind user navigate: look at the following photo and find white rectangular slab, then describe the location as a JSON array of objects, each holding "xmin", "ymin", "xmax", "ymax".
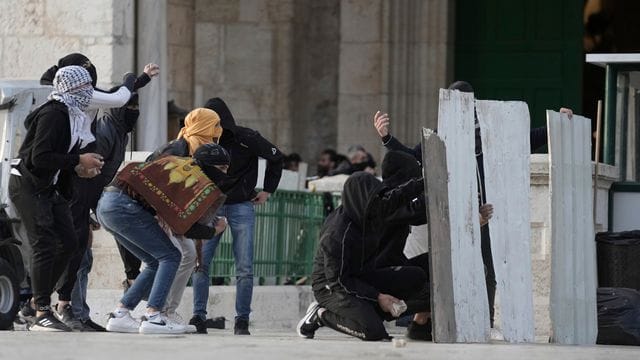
[
  {"xmin": 424, "ymin": 89, "xmax": 489, "ymax": 343},
  {"xmin": 547, "ymin": 110, "xmax": 598, "ymax": 345},
  {"xmin": 476, "ymin": 100, "xmax": 535, "ymax": 343}
]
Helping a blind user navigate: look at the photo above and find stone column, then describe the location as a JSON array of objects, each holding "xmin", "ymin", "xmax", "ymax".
[
  {"xmin": 291, "ymin": 0, "xmax": 340, "ymax": 162},
  {"xmin": 136, "ymin": 0, "xmax": 168, "ymax": 151},
  {"xmin": 383, "ymin": 0, "xmax": 454, "ymax": 142},
  {"xmin": 337, "ymin": 0, "xmax": 384, "ymax": 159}
]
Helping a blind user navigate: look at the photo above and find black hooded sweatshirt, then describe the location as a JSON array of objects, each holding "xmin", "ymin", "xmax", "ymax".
[
  {"xmin": 16, "ymin": 100, "xmax": 79, "ymax": 199},
  {"xmin": 204, "ymin": 98, "xmax": 284, "ymax": 204},
  {"xmin": 373, "ymin": 151, "xmax": 427, "ymax": 268},
  {"xmin": 93, "ymin": 101, "xmax": 139, "ymax": 193},
  {"xmin": 311, "ymin": 172, "xmax": 425, "ymax": 302}
]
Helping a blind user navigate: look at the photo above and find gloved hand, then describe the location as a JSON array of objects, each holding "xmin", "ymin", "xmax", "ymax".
[{"xmin": 122, "ymin": 72, "xmax": 136, "ymax": 92}]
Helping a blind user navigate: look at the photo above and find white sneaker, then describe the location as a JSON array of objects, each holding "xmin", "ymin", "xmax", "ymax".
[
  {"xmin": 165, "ymin": 312, "xmax": 197, "ymax": 334},
  {"xmin": 106, "ymin": 312, "xmax": 140, "ymax": 333},
  {"xmin": 139, "ymin": 314, "xmax": 186, "ymax": 334}
]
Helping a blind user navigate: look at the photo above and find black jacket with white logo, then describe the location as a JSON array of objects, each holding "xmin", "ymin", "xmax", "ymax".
[{"xmin": 205, "ymin": 98, "xmax": 284, "ymax": 204}]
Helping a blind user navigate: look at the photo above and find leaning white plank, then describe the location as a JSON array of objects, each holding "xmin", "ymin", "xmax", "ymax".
[
  {"xmin": 476, "ymin": 100, "xmax": 535, "ymax": 343},
  {"xmin": 431, "ymin": 89, "xmax": 489, "ymax": 343},
  {"xmin": 548, "ymin": 110, "xmax": 598, "ymax": 345},
  {"xmin": 422, "ymin": 128, "xmax": 456, "ymax": 342}
]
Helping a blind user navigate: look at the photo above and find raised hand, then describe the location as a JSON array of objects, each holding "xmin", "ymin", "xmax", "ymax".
[{"xmin": 374, "ymin": 111, "xmax": 390, "ymax": 138}]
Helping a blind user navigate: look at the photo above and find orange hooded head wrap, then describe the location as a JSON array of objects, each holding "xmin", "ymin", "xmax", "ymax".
[{"xmin": 177, "ymin": 108, "xmax": 223, "ymax": 155}]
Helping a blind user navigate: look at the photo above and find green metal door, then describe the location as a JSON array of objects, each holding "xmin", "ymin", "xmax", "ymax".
[{"xmin": 455, "ymin": 0, "xmax": 583, "ymax": 129}]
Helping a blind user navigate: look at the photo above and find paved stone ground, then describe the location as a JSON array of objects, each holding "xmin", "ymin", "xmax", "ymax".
[{"xmin": 1, "ymin": 328, "xmax": 639, "ymax": 360}]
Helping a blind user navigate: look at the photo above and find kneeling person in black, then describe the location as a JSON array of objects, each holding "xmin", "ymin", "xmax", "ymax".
[{"xmin": 298, "ymin": 172, "xmax": 430, "ymax": 341}]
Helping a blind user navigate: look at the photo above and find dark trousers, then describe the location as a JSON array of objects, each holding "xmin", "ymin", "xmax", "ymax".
[
  {"xmin": 314, "ymin": 266, "xmax": 430, "ymax": 341},
  {"xmin": 481, "ymin": 224, "xmax": 496, "ymax": 327},
  {"xmin": 56, "ymin": 178, "xmax": 97, "ymax": 301},
  {"xmin": 9, "ymin": 175, "xmax": 78, "ymax": 309}
]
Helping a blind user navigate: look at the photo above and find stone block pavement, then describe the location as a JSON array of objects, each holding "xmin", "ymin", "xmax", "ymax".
[{"xmin": 2, "ymin": 328, "xmax": 639, "ymax": 360}]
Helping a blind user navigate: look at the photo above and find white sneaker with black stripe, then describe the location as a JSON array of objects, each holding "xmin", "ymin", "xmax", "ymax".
[
  {"xmin": 29, "ymin": 312, "xmax": 72, "ymax": 332},
  {"xmin": 139, "ymin": 313, "xmax": 186, "ymax": 334},
  {"xmin": 297, "ymin": 301, "xmax": 323, "ymax": 339}
]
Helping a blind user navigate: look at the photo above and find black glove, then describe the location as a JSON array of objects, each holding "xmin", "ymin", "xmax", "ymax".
[
  {"xmin": 122, "ymin": 72, "xmax": 136, "ymax": 92},
  {"xmin": 134, "ymin": 73, "xmax": 151, "ymax": 91}
]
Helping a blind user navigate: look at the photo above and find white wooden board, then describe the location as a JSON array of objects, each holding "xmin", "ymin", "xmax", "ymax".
[
  {"xmin": 547, "ymin": 110, "xmax": 598, "ymax": 345},
  {"xmin": 476, "ymin": 100, "xmax": 535, "ymax": 343},
  {"xmin": 426, "ymin": 89, "xmax": 490, "ymax": 343}
]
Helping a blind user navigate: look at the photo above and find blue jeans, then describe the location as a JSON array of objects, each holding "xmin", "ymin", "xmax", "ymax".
[
  {"xmin": 97, "ymin": 191, "xmax": 181, "ymax": 310},
  {"xmin": 71, "ymin": 248, "xmax": 92, "ymax": 321},
  {"xmin": 192, "ymin": 202, "xmax": 255, "ymax": 321}
]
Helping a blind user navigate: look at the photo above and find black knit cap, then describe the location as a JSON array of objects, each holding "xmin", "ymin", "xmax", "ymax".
[
  {"xmin": 193, "ymin": 143, "xmax": 230, "ymax": 167},
  {"xmin": 58, "ymin": 53, "xmax": 98, "ymax": 87},
  {"xmin": 447, "ymin": 81, "xmax": 474, "ymax": 93}
]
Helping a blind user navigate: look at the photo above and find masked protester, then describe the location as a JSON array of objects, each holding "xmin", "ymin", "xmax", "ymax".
[
  {"xmin": 100, "ymin": 143, "xmax": 228, "ymax": 335},
  {"xmin": 191, "ymin": 97, "xmax": 283, "ymax": 335},
  {"xmin": 9, "ymin": 66, "xmax": 104, "ymax": 332},
  {"xmin": 39, "ymin": 53, "xmax": 158, "ymax": 119},
  {"xmin": 297, "ymin": 172, "xmax": 430, "ymax": 341},
  {"xmin": 133, "ymin": 107, "xmax": 226, "ymax": 333},
  {"xmin": 47, "ymin": 63, "xmax": 158, "ymax": 332}
]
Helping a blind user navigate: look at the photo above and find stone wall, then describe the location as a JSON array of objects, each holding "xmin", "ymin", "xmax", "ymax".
[
  {"xmin": 0, "ymin": 0, "xmax": 454, "ymax": 164},
  {"xmin": 193, "ymin": 0, "xmax": 295, "ymax": 152},
  {"xmin": 0, "ymin": 0, "xmax": 134, "ymax": 87},
  {"xmin": 190, "ymin": 0, "xmax": 453, "ymax": 166}
]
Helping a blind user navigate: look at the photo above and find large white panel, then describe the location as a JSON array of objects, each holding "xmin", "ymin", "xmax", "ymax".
[
  {"xmin": 548, "ymin": 110, "xmax": 598, "ymax": 344},
  {"xmin": 424, "ymin": 89, "xmax": 489, "ymax": 343},
  {"xmin": 476, "ymin": 100, "xmax": 535, "ymax": 342}
]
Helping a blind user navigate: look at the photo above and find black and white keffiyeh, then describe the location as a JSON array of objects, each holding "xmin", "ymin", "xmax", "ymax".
[{"xmin": 48, "ymin": 65, "xmax": 95, "ymax": 152}]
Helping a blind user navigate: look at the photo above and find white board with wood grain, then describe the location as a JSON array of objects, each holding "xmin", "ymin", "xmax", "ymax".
[
  {"xmin": 424, "ymin": 89, "xmax": 490, "ymax": 343},
  {"xmin": 476, "ymin": 100, "xmax": 535, "ymax": 343}
]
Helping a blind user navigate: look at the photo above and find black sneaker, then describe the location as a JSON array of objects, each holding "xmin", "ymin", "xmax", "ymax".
[
  {"xmin": 406, "ymin": 319, "xmax": 432, "ymax": 341},
  {"xmin": 297, "ymin": 301, "xmax": 323, "ymax": 339},
  {"xmin": 188, "ymin": 315, "xmax": 207, "ymax": 334},
  {"xmin": 54, "ymin": 304, "xmax": 84, "ymax": 331},
  {"xmin": 205, "ymin": 316, "xmax": 226, "ymax": 329},
  {"xmin": 18, "ymin": 305, "xmax": 36, "ymax": 326},
  {"xmin": 234, "ymin": 318, "xmax": 250, "ymax": 335},
  {"xmin": 81, "ymin": 318, "xmax": 107, "ymax": 332},
  {"xmin": 30, "ymin": 312, "xmax": 72, "ymax": 332}
]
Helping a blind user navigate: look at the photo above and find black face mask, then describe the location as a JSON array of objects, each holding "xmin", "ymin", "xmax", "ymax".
[
  {"xmin": 122, "ymin": 93, "xmax": 139, "ymax": 133},
  {"xmin": 123, "ymin": 108, "xmax": 139, "ymax": 133}
]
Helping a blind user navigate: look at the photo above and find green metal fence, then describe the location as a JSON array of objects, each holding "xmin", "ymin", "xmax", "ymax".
[{"xmin": 208, "ymin": 190, "xmax": 341, "ymax": 284}]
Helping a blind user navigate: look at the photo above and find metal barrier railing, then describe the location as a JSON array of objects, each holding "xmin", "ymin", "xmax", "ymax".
[{"xmin": 208, "ymin": 190, "xmax": 341, "ymax": 284}]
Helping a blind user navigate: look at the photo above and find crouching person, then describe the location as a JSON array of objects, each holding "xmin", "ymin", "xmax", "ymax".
[
  {"xmin": 98, "ymin": 143, "xmax": 229, "ymax": 334},
  {"xmin": 297, "ymin": 172, "xmax": 430, "ymax": 341}
]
